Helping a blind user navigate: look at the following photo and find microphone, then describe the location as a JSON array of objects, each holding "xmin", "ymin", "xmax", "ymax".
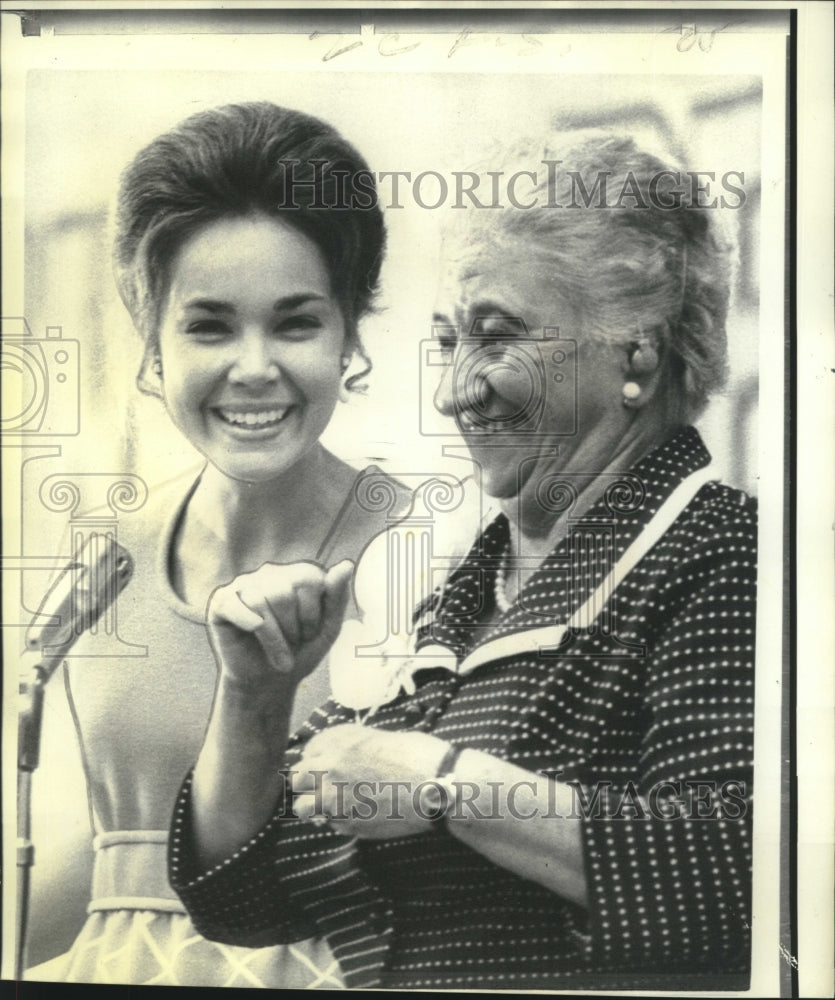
[
  {"xmin": 19, "ymin": 535, "xmax": 133, "ymax": 773},
  {"xmin": 15, "ymin": 536, "xmax": 134, "ymax": 978},
  {"xmin": 24, "ymin": 534, "xmax": 134, "ymax": 682}
]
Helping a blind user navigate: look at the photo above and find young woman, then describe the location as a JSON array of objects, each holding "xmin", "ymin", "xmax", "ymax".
[{"xmin": 26, "ymin": 101, "xmax": 407, "ymax": 987}]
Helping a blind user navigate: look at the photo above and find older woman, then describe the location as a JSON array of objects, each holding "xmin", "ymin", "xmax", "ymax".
[
  {"xmin": 169, "ymin": 132, "xmax": 755, "ymax": 990},
  {"xmin": 26, "ymin": 102, "xmax": 408, "ymax": 986}
]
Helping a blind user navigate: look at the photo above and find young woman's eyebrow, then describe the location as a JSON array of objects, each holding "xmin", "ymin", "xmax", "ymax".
[
  {"xmin": 182, "ymin": 298, "xmax": 235, "ymax": 314},
  {"xmin": 273, "ymin": 293, "xmax": 328, "ymax": 312},
  {"xmin": 181, "ymin": 293, "xmax": 327, "ymax": 315}
]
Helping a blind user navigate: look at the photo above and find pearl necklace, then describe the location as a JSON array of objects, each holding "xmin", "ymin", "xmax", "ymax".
[{"xmin": 494, "ymin": 541, "xmax": 513, "ymax": 614}]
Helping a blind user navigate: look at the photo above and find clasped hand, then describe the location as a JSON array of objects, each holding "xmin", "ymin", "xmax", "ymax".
[
  {"xmin": 206, "ymin": 559, "xmax": 354, "ymax": 692},
  {"xmin": 291, "ymin": 724, "xmax": 451, "ymax": 840},
  {"xmin": 206, "ymin": 560, "xmax": 452, "ymax": 840}
]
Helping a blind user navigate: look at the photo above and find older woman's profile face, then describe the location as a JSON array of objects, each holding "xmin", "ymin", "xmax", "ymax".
[
  {"xmin": 432, "ymin": 233, "xmax": 628, "ymax": 501},
  {"xmin": 156, "ymin": 214, "xmax": 346, "ymax": 484}
]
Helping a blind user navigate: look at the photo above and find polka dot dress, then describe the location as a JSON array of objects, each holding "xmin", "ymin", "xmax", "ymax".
[{"xmin": 170, "ymin": 427, "xmax": 756, "ymax": 990}]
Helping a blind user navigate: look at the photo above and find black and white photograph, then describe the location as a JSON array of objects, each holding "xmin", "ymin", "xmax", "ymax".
[{"xmin": 1, "ymin": 3, "xmax": 831, "ymax": 997}]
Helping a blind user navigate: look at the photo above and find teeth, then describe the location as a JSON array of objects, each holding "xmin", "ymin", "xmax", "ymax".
[
  {"xmin": 458, "ymin": 412, "xmax": 518, "ymax": 433},
  {"xmin": 217, "ymin": 407, "xmax": 288, "ymax": 427},
  {"xmin": 458, "ymin": 414, "xmax": 491, "ymax": 432}
]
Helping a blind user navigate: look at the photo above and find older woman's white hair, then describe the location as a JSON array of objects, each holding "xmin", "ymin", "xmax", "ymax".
[{"xmin": 444, "ymin": 131, "xmax": 738, "ymax": 423}]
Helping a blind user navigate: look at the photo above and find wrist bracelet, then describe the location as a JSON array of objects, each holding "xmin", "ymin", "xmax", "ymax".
[
  {"xmin": 417, "ymin": 742, "xmax": 463, "ymax": 826},
  {"xmin": 435, "ymin": 742, "xmax": 463, "ymax": 782}
]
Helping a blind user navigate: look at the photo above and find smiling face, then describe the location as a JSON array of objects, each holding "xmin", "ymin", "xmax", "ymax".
[
  {"xmin": 157, "ymin": 214, "xmax": 346, "ymax": 484},
  {"xmin": 433, "ymin": 235, "xmax": 631, "ymax": 509}
]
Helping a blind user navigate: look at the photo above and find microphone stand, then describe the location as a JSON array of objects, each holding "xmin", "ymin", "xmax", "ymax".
[{"xmin": 16, "ymin": 538, "xmax": 133, "ymax": 981}]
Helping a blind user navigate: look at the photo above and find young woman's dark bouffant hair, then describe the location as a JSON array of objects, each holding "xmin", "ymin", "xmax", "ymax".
[{"xmin": 113, "ymin": 101, "xmax": 386, "ymax": 395}]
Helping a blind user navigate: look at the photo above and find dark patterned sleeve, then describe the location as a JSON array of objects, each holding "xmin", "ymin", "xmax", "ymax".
[
  {"xmin": 578, "ymin": 501, "xmax": 756, "ymax": 972},
  {"xmin": 168, "ymin": 700, "xmax": 395, "ymax": 985}
]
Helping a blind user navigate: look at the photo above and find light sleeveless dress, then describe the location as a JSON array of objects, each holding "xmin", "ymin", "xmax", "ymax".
[{"xmin": 26, "ymin": 466, "xmax": 395, "ymax": 987}]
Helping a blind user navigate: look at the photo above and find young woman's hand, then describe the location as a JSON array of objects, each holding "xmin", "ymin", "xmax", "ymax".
[{"xmin": 206, "ymin": 559, "xmax": 354, "ymax": 693}]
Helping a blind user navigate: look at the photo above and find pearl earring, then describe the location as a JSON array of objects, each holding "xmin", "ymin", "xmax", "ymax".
[
  {"xmin": 340, "ymin": 354, "xmax": 351, "ymax": 374},
  {"xmin": 622, "ymin": 381, "xmax": 642, "ymax": 405},
  {"xmin": 151, "ymin": 356, "xmax": 162, "ymax": 377}
]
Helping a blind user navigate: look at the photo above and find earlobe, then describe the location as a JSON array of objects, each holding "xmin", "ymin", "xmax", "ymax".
[
  {"xmin": 629, "ymin": 341, "xmax": 659, "ymax": 376},
  {"xmin": 338, "ymin": 352, "xmax": 353, "ymax": 403},
  {"xmin": 621, "ymin": 334, "xmax": 663, "ymax": 409}
]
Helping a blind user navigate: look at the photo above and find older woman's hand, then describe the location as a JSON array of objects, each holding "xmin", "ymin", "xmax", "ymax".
[
  {"xmin": 292, "ymin": 724, "xmax": 452, "ymax": 839},
  {"xmin": 291, "ymin": 724, "xmax": 589, "ymax": 907}
]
